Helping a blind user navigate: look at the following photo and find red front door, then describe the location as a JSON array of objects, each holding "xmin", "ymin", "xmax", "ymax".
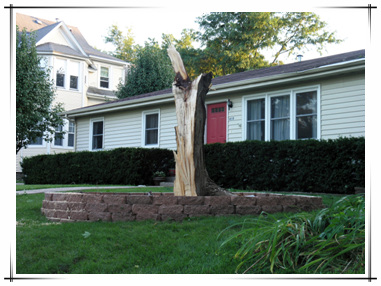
[{"xmin": 207, "ymin": 102, "xmax": 227, "ymax": 144}]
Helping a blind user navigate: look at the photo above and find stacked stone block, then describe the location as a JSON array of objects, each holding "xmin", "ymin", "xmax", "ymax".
[{"xmin": 41, "ymin": 192, "xmax": 324, "ymax": 223}]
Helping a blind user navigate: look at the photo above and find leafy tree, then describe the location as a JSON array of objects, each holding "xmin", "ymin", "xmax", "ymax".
[
  {"xmin": 116, "ymin": 40, "xmax": 174, "ymax": 99},
  {"xmin": 195, "ymin": 12, "xmax": 342, "ymax": 76},
  {"xmin": 267, "ymin": 12, "xmax": 342, "ymax": 64},
  {"xmin": 161, "ymin": 29, "xmax": 198, "ymax": 50},
  {"xmin": 16, "ymin": 26, "xmax": 64, "ymax": 154},
  {"xmin": 161, "ymin": 29, "xmax": 200, "ymax": 78},
  {"xmin": 104, "ymin": 24, "xmax": 137, "ymax": 62},
  {"xmin": 107, "ymin": 12, "xmax": 341, "ymax": 89}
]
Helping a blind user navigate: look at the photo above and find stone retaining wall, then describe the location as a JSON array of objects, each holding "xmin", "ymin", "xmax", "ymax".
[{"xmin": 41, "ymin": 192, "xmax": 324, "ymax": 223}]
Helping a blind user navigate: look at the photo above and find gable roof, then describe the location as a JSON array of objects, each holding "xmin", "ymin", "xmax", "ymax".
[
  {"xmin": 212, "ymin": 49, "xmax": 365, "ymax": 86},
  {"xmin": 65, "ymin": 49, "xmax": 365, "ymax": 117},
  {"xmin": 37, "ymin": 42, "xmax": 87, "ymax": 58},
  {"xmin": 16, "ymin": 13, "xmax": 127, "ymax": 65}
]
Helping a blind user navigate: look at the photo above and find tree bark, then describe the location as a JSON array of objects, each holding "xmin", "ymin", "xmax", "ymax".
[{"xmin": 167, "ymin": 46, "xmax": 234, "ymax": 197}]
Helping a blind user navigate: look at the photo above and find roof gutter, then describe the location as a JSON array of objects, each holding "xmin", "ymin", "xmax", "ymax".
[
  {"xmin": 66, "ymin": 96, "xmax": 174, "ymax": 117},
  {"xmin": 65, "ymin": 58, "xmax": 364, "ymax": 118},
  {"xmin": 89, "ymin": 55, "xmax": 129, "ymax": 66}
]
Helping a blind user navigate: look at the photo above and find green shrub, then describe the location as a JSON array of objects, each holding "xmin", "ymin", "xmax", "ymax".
[
  {"xmin": 204, "ymin": 137, "xmax": 365, "ymax": 194},
  {"xmin": 21, "ymin": 137, "xmax": 364, "ymax": 193},
  {"xmin": 21, "ymin": 147, "xmax": 174, "ymax": 185},
  {"xmin": 219, "ymin": 195, "xmax": 365, "ymax": 274}
]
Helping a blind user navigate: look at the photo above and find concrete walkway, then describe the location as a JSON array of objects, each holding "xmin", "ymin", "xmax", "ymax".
[{"xmin": 16, "ymin": 185, "xmax": 149, "ymax": 195}]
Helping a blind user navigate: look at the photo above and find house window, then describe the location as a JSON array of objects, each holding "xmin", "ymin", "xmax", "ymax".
[
  {"xmin": 55, "ymin": 59, "xmax": 66, "ymax": 88},
  {"xmin": 68, "ymin": 121, "xmax": 75, "ymax": 147},
  {"xmin": 56, "ymin": 69, "xmax": 65, "ymax": 87},
  {"xmin": 69, "ymin": 61, "xmax": 80, "ymax": 90},
  {"xmin": 143, "ymin": 111, "xmax": 159, "ymax": 146},
  {"xmin": 30, "ymin": 136, "xmax": 43, "ymax": 146},
  {"xmin": 244, "ymin": 87, "xmax": 319, "ymax": 141},
  {"xmin": 296, "ymin": 91, "xmax": 317, "ymax": 139},
  {"xmin": 92, "ymin": 120, "xmax": 104, "ymax": 150},
  {"xmin": 100, "ymin": 67, "xmax": 109, "ymax": 88},
  {"xmin": 70, "ymin": 76, "xmax": 78, "ymax": 89},
  {"xmin": 271, "ymin": 95, "xmax": 290, "ymax": 141},
  {"xmin": 54, "ymin": 125, "xmax": 64, "ymax": 146},
  {"xmin": 247, "ymin": 98, "xmax": 265, "ymax": 141}
]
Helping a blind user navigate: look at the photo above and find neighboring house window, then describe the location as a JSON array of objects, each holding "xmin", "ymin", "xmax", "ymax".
[
  {"xmin": 244, "ymin": 87, "xmax": 319, "ymax": 141},
  {"xmin": 91, "ymin": 120, "xmax": 104, "ymax": 150},
  {"xmin": 68, "ymin": 121, "xmax": 75, "ymax": 147},
  {"xmin": 55, "ymin": 59, "xmax": 66, "ymax": 88},
  {"xmin": 30, "ymin": 136, "xmax": 43, "ymax": 146},
  {"xmin": 143, "ymin": 111, "xmax": 159, "ymax": 146},
  {"xmin": 54, "ymin": 125, "xmax": 64, "ymax": 146},
  {"xmin": 296, "ymin": 91, "xmax": 318, "ymax": 139},
  {"xmin": 100, "ymin": 67, "xmax": 109, "ymax": 88},
  {"xmin": 70, "ymin": 75, "xmax": 78, "ymax": 89},
  {"xmin": 247, "ymin": 98, "xmax": 265, "ymax": 141},
  {"xmin": 56, "ymin": 68, "xmax": 65, "ymax": 87},
  {"xmin": 69, "ymin": 61, "xmax": 80, "ymax": 90},
  {"xmin": 271, "ymin": 95, "xmax": 290, "ymax": 141}
]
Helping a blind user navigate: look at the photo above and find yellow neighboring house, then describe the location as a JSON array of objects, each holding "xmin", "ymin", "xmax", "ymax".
[{"xmin": 16, "ymin": 13, "xmax": 129, "ymax": 178}]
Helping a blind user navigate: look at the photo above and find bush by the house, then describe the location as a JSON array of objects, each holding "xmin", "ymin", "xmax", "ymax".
[
  {"xmin": 204, "ymin": 137, "xmax": 364, "ymax": 194},
  {"xmin": 21, "ymin": 137, "xmax": 364, "ymax": 194},
  {"xmin": 21, "ymin": 147, "xmax": 174, "ymax": 185}
]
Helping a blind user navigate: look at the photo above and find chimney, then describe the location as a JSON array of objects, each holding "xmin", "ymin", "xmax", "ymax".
[
  {"xmin": 297, "ymin": 55, "xmax": 303, "ymax": 62},
  {"xmin": 55, "ymin": 18, "xmax": 60, "ymax": 22}
]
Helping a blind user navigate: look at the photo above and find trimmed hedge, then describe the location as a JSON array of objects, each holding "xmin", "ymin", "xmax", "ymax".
[
  {"xmin": 21, "ymin": 137, "xmax": 364, "ymax": 194},
  {"xmin": 205, "ymin": 137, "xmax": 365, "ymax": 194},
  {"xmin": 21, "ymin": 147, "xmax": 174, "ymax": 186}
]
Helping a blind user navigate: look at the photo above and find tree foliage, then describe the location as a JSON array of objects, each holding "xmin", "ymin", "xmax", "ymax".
[
  {"xmin": 195, "ymin": 12, "xmax": 341, "ymax": 76},
  {"xmin": 106, "ymin": 12, "xmax": 341, "ymax": 95},
  {"xmin": 115, "ymin": 40, "xmax": 174, "ymax": 99},
  {"xmin": 104, "ymin": 24, "xmax": 137, "ymax": 63},
  {"xmin": 16, "ymin": 26, "xmax": 64, "ymax": 154}
]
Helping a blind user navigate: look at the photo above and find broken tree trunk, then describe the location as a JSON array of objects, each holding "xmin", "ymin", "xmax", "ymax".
[{"xmin": 167, "ymin": 46, "xmax": 234, "ymax": 197}]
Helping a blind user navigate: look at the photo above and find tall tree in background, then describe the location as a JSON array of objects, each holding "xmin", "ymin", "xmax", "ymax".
[
  {"xmin": 104, "ymin": 24, "xmax": 137, "ymax": 63},
  {"xmin": 115, "ymin": 40, "xmax": 174, "ymax": 99},
  {"xmin": 161, "ymin": 29, "xmax": 200, "ymax": 79},
  {"xmin": 196, "ymin": 12, "xmax": 273, "ymax": 75},
  {"xmin": 16, "ymin": 27, "xmax": 64, "ymax": 154},
  {"xmin": 195, "ymin": 12, "xmax": 341, "ymax": 76},
  {"xmin": 107, "ymin": 12, "xmax": 341, "ymax": 96}
]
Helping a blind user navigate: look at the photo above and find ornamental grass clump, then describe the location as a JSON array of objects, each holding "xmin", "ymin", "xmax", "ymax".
[{"xmin": 219, "ymin": 195, "xmax": 365, "ymax": 274}]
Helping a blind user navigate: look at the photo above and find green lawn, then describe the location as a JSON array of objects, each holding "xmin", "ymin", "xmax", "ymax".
[
  {"xmin": 16, "ymin": 187, "xmax": 363, "ymax": 274},
  {"xmin": 16, "ymin": 184, "xmax": 127, "ymax": 191}
]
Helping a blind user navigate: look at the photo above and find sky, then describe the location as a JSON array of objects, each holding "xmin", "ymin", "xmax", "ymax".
[{"xmin": 14, "ymin": 2, "xmax": 370, "ymax": 64}]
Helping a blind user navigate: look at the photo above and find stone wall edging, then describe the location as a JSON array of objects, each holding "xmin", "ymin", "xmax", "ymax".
[{"xmin": 41, "ymin": 192, "xmax": 324, "ymax": 223}]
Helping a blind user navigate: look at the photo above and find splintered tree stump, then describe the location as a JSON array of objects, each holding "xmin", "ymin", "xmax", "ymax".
[{"xmin": 167, "ymin": 46, "xmax": 234, "ymax": 197}]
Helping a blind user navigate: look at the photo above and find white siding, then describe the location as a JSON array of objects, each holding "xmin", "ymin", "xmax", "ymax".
[
  {"xmin": 74, "ymin": 71, "xmax": 365, "ymax": 153},
  {"xmin": 159, "ymin": 103, "xmax": 177, "ymax": 150},
  {"xmin": 39, "ymin": 29, "xmax": 70, "ymax": 47},
  {"xmin": 75, "ymin": 117, "xmax": 90, "ymax": 151},
  {"xmin": 54, "ymin": 89, "xmax": 83, "ymax": 111},
  {"xmin": 75, "ymin": 102, "xmax": 178, "ymax": 152},
  {"xmin": 88, "ymin": 71, "xmax": 97, "ymax": 88},
  {"xmin": 320, "ymin": 74, "xmax": 365, "ymax": 139},
  {"xmin": 224, "ymin": 96, "xmax": 243, "ymax": 142},
  {"xmin": 112, "ymin": 66, "xmax": 125, "ymax": 89},
  {"xmin": 104, "ymin": 110, "xmax": 141, "ymax": 148}
]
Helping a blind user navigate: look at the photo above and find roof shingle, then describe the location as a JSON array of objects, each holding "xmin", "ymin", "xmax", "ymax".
[{"xmin": 16, "ymin": 13, "xmax": 127, "ymax": 65}]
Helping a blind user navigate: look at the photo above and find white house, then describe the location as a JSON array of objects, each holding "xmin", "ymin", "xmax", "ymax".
[
  {"xmin": 64, "ymin": 50, "xmax": 365, "ymax": 154},
  {"xmin": 16, "ymin": 13, "xmax": 129, "ymax": 176}
]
